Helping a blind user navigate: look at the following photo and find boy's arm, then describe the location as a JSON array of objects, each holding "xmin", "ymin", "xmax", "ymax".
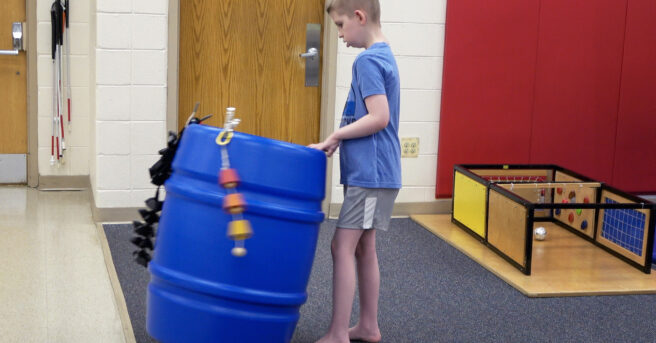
[{"xmin": 308, "ymin": 94, "xmax": 389, "ymax": 157}]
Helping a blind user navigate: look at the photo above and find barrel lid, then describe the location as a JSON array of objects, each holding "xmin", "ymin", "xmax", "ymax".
[{"xmin": 172, "ymin": 124, "xmax": 327, "ymax": 201}]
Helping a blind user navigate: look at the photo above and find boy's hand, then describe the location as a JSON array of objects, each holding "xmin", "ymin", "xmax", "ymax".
[{"xmin": 308, "ymin": 134, "xmax": 340, "ymax": 157}]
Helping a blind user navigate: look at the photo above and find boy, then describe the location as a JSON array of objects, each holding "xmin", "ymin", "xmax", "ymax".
[{"xmin": 309, "ymin": 1, "xmax": 401, "ymax": 342}]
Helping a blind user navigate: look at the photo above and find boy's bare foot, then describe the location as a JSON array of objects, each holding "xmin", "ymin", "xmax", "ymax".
[
  {"xmin": 348, "ymin": 324, "xmax": 382, "ymax": 343},
  {"xmin": 315, "ymin": 332, "xmax": 349, "ymax": 343}
]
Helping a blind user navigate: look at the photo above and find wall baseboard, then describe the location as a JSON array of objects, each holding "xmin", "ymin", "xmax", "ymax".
[
  {"xmin": 90, "ymin": 192, "xmax": 141, "ymax": 223},
  {"xmin": 92, "ymin": 206, "xmax": 141, "ymax": 223},
  {"xmin": 38, "ymin": 175, "xmax": 90, "ymax": 190}
]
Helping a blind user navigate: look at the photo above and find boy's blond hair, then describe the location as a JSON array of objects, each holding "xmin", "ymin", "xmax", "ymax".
[{"xmin": 326, "ymin": 0, "xmax": 381, "ymax": 25}]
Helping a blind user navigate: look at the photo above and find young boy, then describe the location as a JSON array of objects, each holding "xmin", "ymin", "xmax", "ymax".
[{"xmin": 309, "ymin": 1, "xmax": 400, "ymax": 342}]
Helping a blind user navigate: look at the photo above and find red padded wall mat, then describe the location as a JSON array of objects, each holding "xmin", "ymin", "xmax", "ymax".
[
  {"xmin": 436, "ymin": 0, "xmax": 540, "ymax": 197},
  {"xmin": 528, "ymin": 0, "xmax": 627, "ymax": 184},
  {"xmin": 613, "ymin": 0, "xmax": 656, "ymax": 193},
  {"xmin": 437, "ymin": 0, "xmax": 656, "ymax": 197}
]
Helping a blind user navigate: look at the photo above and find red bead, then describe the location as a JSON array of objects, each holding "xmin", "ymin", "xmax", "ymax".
[{"xmin": 219, "ymin": 168, "xmax": 240, "ymax": 188}]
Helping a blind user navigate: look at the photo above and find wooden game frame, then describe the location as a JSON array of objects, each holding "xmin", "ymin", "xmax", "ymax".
[{"xmin": 451, "ymin": 164, "xmax": 656, "ymax": 275}]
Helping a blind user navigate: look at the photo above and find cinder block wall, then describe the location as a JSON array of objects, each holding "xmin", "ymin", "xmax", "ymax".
[
  {"xmin": 330, "ymin": 0, "xmax": 446, "ymax": 205},
  {"xmin": 93, "ymin": 0, "xmax": 168, "ymax": 207},
  {"xmin": 35, "ymin": 0, "xmax": 446, "ymax": 210}
]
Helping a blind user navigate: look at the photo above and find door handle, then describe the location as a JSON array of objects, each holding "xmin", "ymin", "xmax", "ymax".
[
  {"xmin": 300, "ymin": 47, "xmax": 318, "ymax": 59},
  {"xmin": 0, "ymin": 22, "xmax": 24, "ymax": 56}
]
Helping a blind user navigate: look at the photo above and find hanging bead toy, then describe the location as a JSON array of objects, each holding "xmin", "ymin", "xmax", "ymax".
[{"xmin": 216, "ymin": 107, "xmax": 253, "ymax": 257}]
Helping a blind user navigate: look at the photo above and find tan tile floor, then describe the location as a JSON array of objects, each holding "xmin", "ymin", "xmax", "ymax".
[{"xmin": 0, "ymin": 186, "xmax": 126, "ymax": 342}]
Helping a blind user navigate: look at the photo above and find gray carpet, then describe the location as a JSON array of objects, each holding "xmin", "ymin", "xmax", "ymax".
[{"xmin": 103, "ymin": 219, "xmax": 656, "ymax": 343}]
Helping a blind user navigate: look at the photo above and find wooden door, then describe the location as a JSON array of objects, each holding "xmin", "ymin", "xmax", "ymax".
[
  {"xmin": 0, "ymin": 0, "xmax": 27, "ymax": 154},
  {"xmin": 178, "ymin": 0, "xmax": 324, "ymax": 146},
  {"xmin": 0, "ymin": 0, "xmax": 27, "ymax": 184}
]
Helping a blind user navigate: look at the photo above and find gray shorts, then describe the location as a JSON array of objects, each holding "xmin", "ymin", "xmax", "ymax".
[{"xmin": 336, "ymin": 186, "xmax": 399, "ymax": 231}]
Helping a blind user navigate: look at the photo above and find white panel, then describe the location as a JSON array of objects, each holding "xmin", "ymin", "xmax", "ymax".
[
  {"xmin": 131, "ymin": 189, "xmax": 159, "ymax": 208},
  {"xmin": 97, "ymin": 156, "xmax": 131, "ymax": 189},
  {"xmin": 130, "ymin": 121, "xmax": 166, "ymax": 155},
  {"xmin": 70, "ymin": 87, "xmax": 91, "ymax": 118},
  {"xmin": 400, "ymin": 89, "xmax": 441, "ymax": 122},
  {"xmin": 67, "ymin": 116, "xmax": 90, "ymax": 147},
  {"xmin": 134, "ymin": 0, "xmax": 169, "ymax": 15},
  {"xmin": 131, "ymin": 50, "xmax": 167, "ymax": 85},
  {"xmin": 69, "ymin": 56, "xmax": 90, "ymax": 87},
  {"xmin": 397, "ymin": 56, "xmax": 443, "ymax": 90},
  {"xmin": 37, "ymin": 87, "xmax": 52, "ymax": 118},
  {"xmin": 97, "ymin": 14, "xmax": 132, "ymax": 49},
  {"xmin": 0, "ymin": 155, "xmax": 27, "ymax": 183},
  {"xmin": 97, "ymin": 0, "xmax": 132, "ymax": 13},
  {"xmin": 401, "ymin": 155, "xmax": 437, "ymax": 186},
  {"xmin": 97, "ymin": 86, "xmax": 131, "ymax": 120},
  {"xmin": 68, "ymin": 0, "xmax": 91, "ymax": 23},
  {"xmin": 36, "ymin": 22, "xmax": 50, "ymax": 55},
  {"xmin": 37, "ymin": 117, "xmax": 51, "ymax": 149},
  {"xmin": 131, "ymin": 86, "xmax": 166, "ymax": 121},
  {"xmin": 132, "ymin": 15, "xmax": 167, "ymax": 50},
  {"xmin": 130, "ymin": 155, "xmax": 159, "ymax": 189},
  {"xmin": 37, "ymin": 55, "xmax": 53, "ymax": 87},
  {"xmin": 68, "ymin": 147, "xmax": 90, "ymax": 175},
  {"xmin": 69, "ymin": 24, "xmax": 91, "ymax": 55},
  {"xmin": 383, "ymin": 23, "xmax": 444, "ymax": 57},
  {"xmin": 95, "ymin": 190, "xmax": 132, "ymax": 207},
  {"xmin": 380, "ymin": 0, "xmax": 446, "ymax": 24},
  {"xmin": 97, "ymin": 121, "xmax": 131, "ymax": 155},
  {"xmin": 96, "ymin": 50, "xmax": 131, "ymax": 85},
  {"xmin": 335, "ymin": 54, "xmax": 356, "ymax": 88}
]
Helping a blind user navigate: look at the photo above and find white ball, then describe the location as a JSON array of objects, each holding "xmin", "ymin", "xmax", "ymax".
[{"xmin": 534, "ymin": 226, "xmax": 547, "ymax": 241}]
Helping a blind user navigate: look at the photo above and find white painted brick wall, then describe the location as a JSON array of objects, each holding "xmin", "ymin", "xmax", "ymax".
[
  {"xmin": 132, "ymin": 15, "xmax": 168, "ymax": 49},
  {"xmin": 131, "ymin": 86, "xmax": 167, "ymax": 121},
  {"xmin": 35, "ymin": 0, "xmax": 446, "ymax": 208},
  {"xmin": 97, "ymin": 14, "xmax": 132, "ymax": 49},
  {"xmin": 94, "ymin": 0, "xmax": 169, "ymax": 207},
  {"xmin": 96, "ymin": 121, "xmax": 131, "ymax": 154},
  {"xmin": 131, "ymin": 50, "xmax": 167, "ymax": 85},
  {"xmin": 97, "ymin": 86, "xmax": 131, "ymax": 120},
  {"xmin": 330, "ymin": 0, "xmax": 447, "ymax": 203}
]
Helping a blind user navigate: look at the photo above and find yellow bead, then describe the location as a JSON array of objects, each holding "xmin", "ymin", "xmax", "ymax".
[{"xmin": 227, "ymin": 219, "xmax": 253, "ymax": 241}]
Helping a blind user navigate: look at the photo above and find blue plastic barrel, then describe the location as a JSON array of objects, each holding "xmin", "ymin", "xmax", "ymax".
[{"xmin": 147, "ymin": 124, "xmax": 326, "ymax": 343}]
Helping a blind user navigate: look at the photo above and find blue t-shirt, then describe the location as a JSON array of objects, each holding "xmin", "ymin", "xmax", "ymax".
[{"xmin": 339, "ymin": 42, "xmax": 401, "ymax": 189}]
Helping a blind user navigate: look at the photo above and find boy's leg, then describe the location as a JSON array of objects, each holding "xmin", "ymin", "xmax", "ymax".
[
  {"xmin": 317, "ymin": 227, "xmax": 364, "ymax": 343},
  {"xmin": 349, "ymin": 228, "xmax": 382, "ymax": 342}
]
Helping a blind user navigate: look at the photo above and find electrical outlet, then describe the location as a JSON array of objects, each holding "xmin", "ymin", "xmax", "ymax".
[{"xmin": 401, "ymin": 137, "xmax": 419, "ymax": 158}]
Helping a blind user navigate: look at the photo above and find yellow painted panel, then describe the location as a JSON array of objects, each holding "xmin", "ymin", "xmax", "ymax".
[{"xmin": 453, "ymin": 171, "xmax": 487, "ymax": 237}]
